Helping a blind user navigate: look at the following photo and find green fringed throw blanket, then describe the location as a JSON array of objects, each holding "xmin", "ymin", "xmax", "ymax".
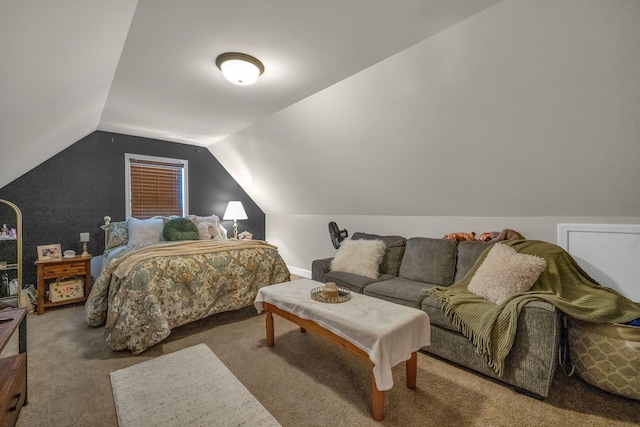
[{"xmin": 424, "ymin": 240, "xmax": 640, "ymax": 376}]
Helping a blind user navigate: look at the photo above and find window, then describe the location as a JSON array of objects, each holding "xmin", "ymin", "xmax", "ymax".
[{"xmin": 125, "ymin": 154, "xmax": 189, "ymax": 219}]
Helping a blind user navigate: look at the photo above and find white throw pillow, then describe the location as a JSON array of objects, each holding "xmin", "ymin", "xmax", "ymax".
[
  {"xmin": 197, "ymin": 222, "xmax": 218, "ymax": 240},
  {"xmin": 468, "ymin": 243, "xmax": 546, "ymax": 304},
  {"xmin": 127, "ymin": 217, "xmax": 164, "ymax": 246},
  {"xmin": 330, "ymin": 239, "xmax": 386, "ymax": 279},
  {"xmin": 188, "ymin": 214, "xmax": 226, "ymax": 240},
  {"xmin": 216, "ymin": 223, "xmax": 228, "ymax": 240}
]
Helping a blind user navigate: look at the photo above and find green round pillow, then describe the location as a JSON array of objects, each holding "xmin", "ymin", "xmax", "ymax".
[{"xmin": 163, "ymin": 217, "xmax": 199, "ymax": 241}]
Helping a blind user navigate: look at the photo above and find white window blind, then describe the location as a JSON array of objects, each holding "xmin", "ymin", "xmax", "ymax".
[{"xmin": 125, "ymin": 154, "xmax": 188, "ymax": 219}]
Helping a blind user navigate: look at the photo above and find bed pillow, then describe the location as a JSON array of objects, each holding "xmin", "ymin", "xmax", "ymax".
[
  {"xmin": 163, "ymin": 217, "xmax": 199, "ymax": 241},
  {"xmin": 127, "ymin": 217, "xmax": 164, "ymax": 246},
  {"xmin": 330, "ymin": 239, "xmax": 386, "ymax": 279},
  {"xmin": 468, "ymin": 243, "xmax": 546, "ymax": 304},
  {"xmin": 216, "ymin": 223, "xmax": 228, "ymax": 240},
  {"xmin": 189, "ymin": 214, "xmax": 220, "ymax": 225},
  {"xmin": 196, "ymin": 222, "xmax": 218, "ymax": 240},
  {"xmin": 101, "ymin": 220, "xmax": 128, "ymax": 249},
  {"xmin": 188, "ymin": 214, "xmax": 225, "ymax": 240}
]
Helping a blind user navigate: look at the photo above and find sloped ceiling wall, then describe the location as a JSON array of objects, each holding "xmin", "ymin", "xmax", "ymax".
[
  {"xmin": 0, "ymin": 0, "xmax": 137, "ymax": 187},
  {"xmin": 209, "ymin": 0, "xmax": 640, "ymax": 219},
  {"xmin": 209, "ymin": 0, "xmax": 640, "ymax": 273},
  {"xmin": 0, "ymin": 0, "xmax": 502, "ymax": 189}
]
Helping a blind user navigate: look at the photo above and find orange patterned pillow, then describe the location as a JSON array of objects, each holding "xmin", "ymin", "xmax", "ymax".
[{"xmin": 443, "ymin": 232, "xmax": 476, "ymax": 242}]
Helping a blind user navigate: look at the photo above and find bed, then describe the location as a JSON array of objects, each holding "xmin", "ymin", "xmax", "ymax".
[{"xmin": 85, "ymin": 215, "xmax": 290, "ymax": 354}]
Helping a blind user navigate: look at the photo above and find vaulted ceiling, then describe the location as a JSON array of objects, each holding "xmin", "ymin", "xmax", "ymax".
[
  {"xmin": 4, "ymin": 1, "xmax": 639, "ymax": 221},
  {"xmin": 0, "ymin": 0, "xmax": 502, "ymax": 188}
]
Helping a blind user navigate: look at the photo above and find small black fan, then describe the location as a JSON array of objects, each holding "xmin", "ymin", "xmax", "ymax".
[{"xmin": 328, "ymin": 222, "xmax": 348, "ymax": 249}]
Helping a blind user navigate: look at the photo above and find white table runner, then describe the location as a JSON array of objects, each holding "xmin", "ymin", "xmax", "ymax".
[{"xmin": 255, "ymin": 278, "xmax": 430, "ymax": 390}]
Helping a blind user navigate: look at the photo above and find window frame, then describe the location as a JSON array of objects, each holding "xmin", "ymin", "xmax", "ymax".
[{"xmin": 124, "ymin": 153, "xmax": 189, "ymax": 219}]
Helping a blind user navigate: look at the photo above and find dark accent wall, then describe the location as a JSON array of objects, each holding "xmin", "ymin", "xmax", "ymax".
[{"xmin": 0, "ymin": 131, "xmax": 265, "ymax": 286}]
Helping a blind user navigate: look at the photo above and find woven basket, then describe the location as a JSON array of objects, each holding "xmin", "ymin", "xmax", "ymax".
[
  {"xmin": 568, "ymin": 317, "xmax": 640, "ymax": 400},
  {"xmin": 49, "ymin": 276, "xmax": 84, "ymax": 302}
]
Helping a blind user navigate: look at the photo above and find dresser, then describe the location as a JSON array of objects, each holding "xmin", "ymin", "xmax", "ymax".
[{"xmin": 0, "ymin": 308, "xmax": 27, "ymax": 426}]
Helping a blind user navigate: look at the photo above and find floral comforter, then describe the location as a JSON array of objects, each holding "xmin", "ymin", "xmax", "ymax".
[{"xmin": 85, "ymin": 240, "xmax": 290, "ymax": 353}]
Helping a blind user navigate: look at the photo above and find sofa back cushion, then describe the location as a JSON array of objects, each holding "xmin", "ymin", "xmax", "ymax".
[
  {"xmin": 399, "ymin": 237, "xmax": 457, "ymax": 285},
  {"xmin": 352, "ymin": 232, "xmax": 406, "ymax": 276},
  {"xmin": 454, "ymin": 241, "xmax": 495, "ymax": 282}
]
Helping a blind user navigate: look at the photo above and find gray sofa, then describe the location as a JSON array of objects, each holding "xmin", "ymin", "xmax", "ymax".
[{"xmin": 311, "ymin": 232, "xmax": 562, "ymax": 399}]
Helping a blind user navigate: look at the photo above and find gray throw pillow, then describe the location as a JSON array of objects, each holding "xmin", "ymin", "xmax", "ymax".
[{"xmin": 399, "ymin": 237, "xmax": 457, "ymax": 285}]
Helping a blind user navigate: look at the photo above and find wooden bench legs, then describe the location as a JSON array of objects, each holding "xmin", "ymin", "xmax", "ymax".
[{"xmin": 262, "ymin": 302, "xmax": 418, "ymax": 421}]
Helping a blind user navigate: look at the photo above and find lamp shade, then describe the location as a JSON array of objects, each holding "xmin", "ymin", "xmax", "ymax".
[
  {"xmin": 223, "ymin": 201, "xmax": 248, "ymax": 221},
  {"xmin": 216, "ymin": 52, "xmax": 264, "ymax": 86},
  {"xmin": 80, "ymin": 233, "xmax": 90, "ymax": 242}
]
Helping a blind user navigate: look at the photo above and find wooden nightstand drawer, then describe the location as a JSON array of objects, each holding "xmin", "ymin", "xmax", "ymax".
[
  {"xmin": 0, "ymin": 353, "xmax": 27, "ymax": 427},
  {"xmin": 42, "ymin": 263, "xmax": 86, "ymax": 277}
]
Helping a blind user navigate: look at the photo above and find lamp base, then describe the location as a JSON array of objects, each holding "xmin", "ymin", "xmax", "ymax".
[
  {"xmin": 81, "ymin": 242, "xmax": 89, "ymax": 257},
  {"xmin": 233, "ymin": 220, "xmax": 239, "ymax": 240}
]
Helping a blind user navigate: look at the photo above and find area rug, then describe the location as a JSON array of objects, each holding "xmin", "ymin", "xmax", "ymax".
[{"xmin": 110, "ymin": 343, "xmax": 281, "ymax": 426}]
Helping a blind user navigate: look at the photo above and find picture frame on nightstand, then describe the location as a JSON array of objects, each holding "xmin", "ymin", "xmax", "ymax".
[{"xmin": 37, "ymin": 244, "xmax": 62, "ymax": 261}]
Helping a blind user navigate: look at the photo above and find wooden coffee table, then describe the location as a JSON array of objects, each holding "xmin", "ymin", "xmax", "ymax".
[{"xmin": 255, "ymin": 279, "xmax": 430, "ymax": 421}]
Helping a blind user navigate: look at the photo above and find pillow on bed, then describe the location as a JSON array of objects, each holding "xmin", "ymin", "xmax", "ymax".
[
  {"xmin": 163, "ymin": 217, "xmax": 200, "ymax": 241},
  {"xmin": 188, "ymin": 214, "xmax": 226, "ymax": 240},
  {"xmin": 196, "ymin": 222, "xmax": 217, "ymax": 240},
  {"xmin": 467, "ymin": 243, "xmax": 546, "ymax": 304},
  {"xmin": 127, "ymin": 217, "xmax": 164, "ymax": 246},
  {"xmin": 330, "ymin": 239, "xmax": 386, "ymax": 279},
  {"xmin": 216, "ymin": 223, "xmax": 228, "ymax": 240},
  {"xmin": 162, "ymin": 215, "xmax": 181, "ymax": 224},
  {"xmin": 101, "ymin": 220, "xmax": 128, "ymax": 249}
]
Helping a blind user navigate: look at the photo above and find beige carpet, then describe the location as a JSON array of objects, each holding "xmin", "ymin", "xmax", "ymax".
[{"xmin": 12, "ymin": 304, "xmax": 640, "ymax": 427}]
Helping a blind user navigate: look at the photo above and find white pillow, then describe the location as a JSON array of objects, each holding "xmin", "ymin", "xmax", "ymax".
[
  {"xmin": 188, "ymin": 214, "xmax": 226, "ymax": 240},
  {"xmin": 188, "ymin": 214, "xmax": 220, "ymax": 226},
  {"xmin": 330, "ymin": 239, "xmax": 386, "ymax": 279},
  {"xmin": 127, "ymin": 217, "xmax": 164, "ymax": 246},
  {"xmin": 468, "ymin": 243, "xmax": 546, "ymax": 304},
  {"xmin": 216, "ymin": 223, "xmax": 228, "ymax": 240},
  {"xmin": 197, "ymin": 222, "xmax": 217, "ymax": 240}
]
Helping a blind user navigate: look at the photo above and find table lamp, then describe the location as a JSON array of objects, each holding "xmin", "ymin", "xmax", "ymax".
[
  {"xmin": 80, "ymin": 233, "xmax": 90, "ymax": 256},
  {"xmin": 223, "ymin": 201, "xmax": 248, "ymax": 240}
]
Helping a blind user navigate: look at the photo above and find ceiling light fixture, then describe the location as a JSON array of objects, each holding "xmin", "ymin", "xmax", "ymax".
[{"xmin": 215, "ymin": 52, "xmax": 264, "ymax": 86}]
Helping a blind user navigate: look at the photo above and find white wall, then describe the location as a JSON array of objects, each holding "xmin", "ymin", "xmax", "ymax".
[
  {"xmin": 209, "ymin": 0, "xmax": 640, "ymax": 275},
  {"xmin": 270, "ymin": 215, "xmax": 640, "ymax": 277}
]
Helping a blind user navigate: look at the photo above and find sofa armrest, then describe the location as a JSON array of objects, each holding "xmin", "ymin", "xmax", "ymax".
[{"xmin": 312, "ymin": 258, "xmax": 333, "ymax": 282}]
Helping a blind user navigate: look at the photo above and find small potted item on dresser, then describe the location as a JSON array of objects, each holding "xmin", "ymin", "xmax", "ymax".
[{"xmin": 63, "ymin": 250, "xmax": 76, "ymax": 259}]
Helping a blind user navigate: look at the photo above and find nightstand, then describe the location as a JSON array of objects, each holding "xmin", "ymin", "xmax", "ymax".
[{"xmin": 35, "ymin": 255, "xmax": 92, "ymax": 315}]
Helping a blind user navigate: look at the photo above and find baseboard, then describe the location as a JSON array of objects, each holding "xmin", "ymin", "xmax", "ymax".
[{"xmin": 288, "ymin": 266, "xmax": 311, "ymax": 278}]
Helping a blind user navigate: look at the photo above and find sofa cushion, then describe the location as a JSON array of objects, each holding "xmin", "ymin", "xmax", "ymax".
[
  {"xmin": 399, "ymin": 237, "xmax": 457, "ymax": 286},
  {"xmin": 421, "ymin": 293, "xmax": 459, "ymax": 332},
  {"xmin": 323, "ymin": 271, "xmax": 394, "ymax": 294},
  {"xmin": 352, "ymin": 232, "xmax": 406, "ymax": 276},
  {"xmin": 330, "ymin": 239, "xmax": 386, "ymax": 279},
  {"xmin": 421, "ymin": 293, "xmax": 559, "ymax": 333},
  {"xmin": 454, "ymin": 241, "xmax": 495, "ymax": 282},
  {"xmin": 467, "ymin": 243, "xmax": 546, "ymax": 304},
  {"xmin": 363, "ymin": 277, "xmax": 431, "ymax": 309}
]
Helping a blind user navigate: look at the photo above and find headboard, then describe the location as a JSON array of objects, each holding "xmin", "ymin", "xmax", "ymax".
[{"xmin": 103, "ymin": 216, "xmax": 112, "ymax": 249}]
